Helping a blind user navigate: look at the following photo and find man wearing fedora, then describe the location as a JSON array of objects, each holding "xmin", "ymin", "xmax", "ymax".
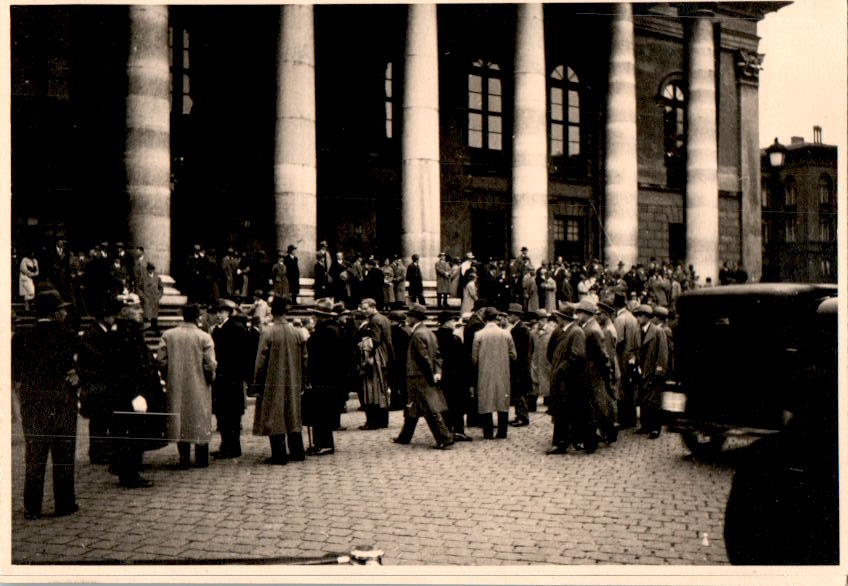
[
  {"xmin": 613, "ymin": 289, "xmax": 641, "ymax": 429},
  {"xmin": 252, "ymin": 297, "xmax": 307, "ymax": 463},
  {"xmin": 435, "ymin": 311, "xmax": 472, "ymax": 442},
  {"xmin": 547, "ymin": 304, "xmax": 586, "ymax": 454},
  {"xmin": 393, "ymin": 304, "xmax": 453, "ymax": 449},
  {"xmin": 13, "ymin": 289, "xmax": 80, "ymax": 518},
  {"xmin": 633, "ymin": 304, "xmax": 668, "ymax": 439},
  {"xmin": 575, "ymin": 299, "xmax": 616, "ymax": 450},
  {"xmin": 283, "ymin": 245, "xmax": 300, "ymax": 305},
  {"xmin": 158, "ymin": 303, "xmax": 218, "ymax": 468},
  {"xmin": 472, "ymin": 307, "xmax": 517, "ymax": 439},
  {"xmin": 406, "ymin": 254, "xmax": 425, "ymax": 305},
  {"xmin": 435, "ymin": 252, "xmax": 451, "ymax": 308},
  {"xmin": 507, "ymin": 304, "xmax": 533, "ymax": 427},
  {"xmin": 306, "ymin": 299, "xmax": 345, "ymax": 455},
  {"xmin": 271, "ymin": 251, "xmax": 290, "ymax": 301},
  {"xmin": 210, "ymin": 299, "xmax": 250, "ymax": 459}
]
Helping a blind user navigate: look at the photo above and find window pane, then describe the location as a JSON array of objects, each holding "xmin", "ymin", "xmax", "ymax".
[
  {"xmin": 488, "ymin": 62, "xmax": 500, "ymax": 71},
  {"xmin": 488, "ymin": 115, "xmax": 502, "ymax": 133},
  {"xmin": 551, "ymin": 87, "xmax": 563, "ymax": 106},
  {"xmin": 488, "ymin": 77, "xmax": 501, "ymax": 96},
  {"xmin": 568, "ymin": 125, "xmax": 579, "ymax": 143},
  {"xmin": 568, "ymin": 90, "xmax": 579, "ymax": 108},
  {"xmin": 551, "ymin": 101, "xmax": 563, "ymax": 121},
  {"xmin": 468, "ymin": 74, "xmax": 482, "ymax": 93},
  {"xmin": 469, "ymin": 129, "xmax": 483, "ymax": 148},
  {"xmin": 551, "ymin": 138, "xmax": 564, "ymax": 156},
  {"xmin": 663, "ymin": 84, "xmax": 674, "ymax": 99},
  {"xmin": 385, "ymin": 79, "xmax": 392, "ymax": 99},
  {"xmin": 386, "ymin": 101, "xmax": 392, "ymax": 122},
  {"xmin": 489, "ymin": 95, "xmax": 502, "ymax": 113},
  {"xmin": 183, "ymin": 29, "xmax": 189, "ymax": 47},
  {"xmin": 551, "ymin": 65, "xmax": 564, "ymax": 80},
  {"xmin": 183, "ymin": 49, "xmax": 189, "ymax": 69},
  {"xmin": 675, "ymin": 85, "xmax": 684, "ymax": 101},
  {"xmin": 472, "ymin": 59, "xmax": 484, "ymax": 68},
  {"xmin": 183, "ymin": 74, "xmax": 190, "ymax": 93},
  {"xmin": 182, "ymin": 94, "xmax": 193, "ymax": 115},
  {"xmin": 553, "ymin": 219, "xmax": 565, "ymax": 239},
  {"xmin": 566, "ymin": 219, "xmax": 580, "ymax": 241},
  {"xmin": 469, "ymin": 112, "xmax": 483, "ymax": 131},
  {"xmin": 567, "ymin": 67, "xmax": 578, "ymax": 83},
  {"xmin": 568, "ymin": 104, "xmax": 579, "ymax": 124},
  {"xmin": 469, "ymin": 91, "xmax": 483, "ymax": 110},
  {"xmin": 488, "ymin": 131, "xmax": 502, "ymax": 151},
  {"xmin": 386, "ymin": 62, "xmax": 392, "ymax": 79},
  {"xmin": 551, "ymin": 124, "xmax": 563, "ymax": 140},
  {"xmin": 386, "ymin": 119, "xmax": 392, "ymax": 139}
]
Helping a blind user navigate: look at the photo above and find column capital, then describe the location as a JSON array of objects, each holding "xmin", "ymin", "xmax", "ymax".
[
  {"xmin": 736, "ymin": 49, "xmax": 764, "ymax": 86},
  {"xmin": 677, "ymin": 4, "xmax": 715, "ymax": 20}
]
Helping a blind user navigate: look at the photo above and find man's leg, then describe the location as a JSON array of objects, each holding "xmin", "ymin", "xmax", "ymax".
[
  {"xmin": 195, "ymin": 443, "xmax": 209, "ymax": 468},
  {"xmin": 512, "ymin": 392, "xmax": 529, "ymax": 425},
  {"xmin": 23, "ymin": 433, "xmax": 50, "ymax": 518},
  {"xmin": 52, "ymin": 412, "xmax": 77, "ymax": 513},
  {"xmin": 394, "ymin": 416, "xmax": 417, "ymax": 444},
  {"xmin": 177, "ymin": 441, "xmax": 191, "ymax": 468},
  {"xmin": 496, "ymin": 411, "xmax": 509, "ymax": 439},
  {"xmin": 88, "ymin": 415, "xmax": 110, "ymax": 464},
  {"xmin": 482, "ymin": 412, "xmax": 494, "ymax": 439},
  {"xmin": 423, "ymin": 412, "xmax": 453, "ymax": 446},
  {"xmin": 267, "ymin": 434, "xmax": 287, "ymax": 464},
  {"xmin": 287, "ymin": 431, "xmax": 306, "ymax": 461}
]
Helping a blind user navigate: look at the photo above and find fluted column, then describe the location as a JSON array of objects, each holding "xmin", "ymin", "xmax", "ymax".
[
  {"xmin": 126, "ymin": 6, "xmax": 171, "ymax": 274},
  {"xmin": 685, "ymin": 12, "xmax": 719, "ymax": 284},
  {"xmin": 401, "ymin": 4, "xmax": 440, "ymax": 280},
  {"xmin": 511, "ymin": 3, "xmax": 548, "ymax": 265},
  {"xmin": 603, "ymin": 3, "xmax": 638, "ymax": 269},
  {"xmin": 275, "ymin": 6, "xmax": 317, "ymax": 276}
]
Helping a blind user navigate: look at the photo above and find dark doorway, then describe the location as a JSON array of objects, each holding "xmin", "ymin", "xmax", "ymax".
[
  {"xmin": 553, "ymin": 214, "xmax": 585, "ymax": 263},
  {"xmin": 669, "ymin": 222, "xmax": 685, "ymax": 264},
  {"xmin": 471, "ymin": 208, "xmax": 509, "ymax": 262}
]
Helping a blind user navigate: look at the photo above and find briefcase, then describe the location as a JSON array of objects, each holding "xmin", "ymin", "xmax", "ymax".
[{"xmin": 111, "ymin": 411, "xmax": 178, "ymax": 452}]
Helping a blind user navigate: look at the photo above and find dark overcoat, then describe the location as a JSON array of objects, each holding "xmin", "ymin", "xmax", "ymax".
[
  {"xmin": 405, "ymin": 323, "xmax": 448, "ymax": 417},
  {"xmin": 253, "ymin": 318, "xmax": 306, "ymax": 435},
  {"xmin": 305, "ymin": 318, "xmax": 344, "ymax": 426},
  {"xmin": 211, "ymin": 318, "xmax": 250, "ymax": 418},
  {"xmin": 581, "ymin": 317, "xmax": 613, "ymax": 421}
]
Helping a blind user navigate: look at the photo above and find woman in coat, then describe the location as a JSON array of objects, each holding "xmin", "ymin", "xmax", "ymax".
[
  {"xmin": 540, "ymin": 269, "xmax": 557, "ymax": 313},
  {"xmin": 381, "ymin": 258, "xmax": 395, "ymax": 306},
  {"xmin": 522, "ymin": 269, "xmax": 539, "ymax": 312},
  {"xmin": 531, "ymin": 314, "xmax": 555, "ymax": 403},
  {"xmin": 459, "ymin": 271, "xmax": 477, "ymax": 314},
  {"xmin": 139, "ymin": 263, "xmax": 164, "ymax": 330}
]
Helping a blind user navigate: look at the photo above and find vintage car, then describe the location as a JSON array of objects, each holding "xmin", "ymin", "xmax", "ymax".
[{"xmin": 663, "ymin": 283, "xmax": 837, "ymax": 456}]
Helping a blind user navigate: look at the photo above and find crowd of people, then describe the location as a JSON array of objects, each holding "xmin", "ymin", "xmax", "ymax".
[{"xmin": 15, "ymin": 234, "xmax": 754, "ymax": 522}]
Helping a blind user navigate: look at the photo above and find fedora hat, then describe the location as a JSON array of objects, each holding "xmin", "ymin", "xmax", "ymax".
[
  {"xmin": 633, "ymin": 304, "xmax": 654, "ymax": 317},
  {"xmin": 575, "ymin": 299, "xmax": 597, "ymax": 315},
  {"xmin": 310, "ymin": 298, "xmax": 335, "ymax": 315},
  {"xmin": 407, "ymin": 303, "xmax": 427, "ymax": 321},
  {"xmin": 507, "ymin": 303, "xmax": 524, "ymax": 315},
  {"xmin": 553, "ymin": 303, "xmax": 576, "ymax": 320},
  {"xmin": 35, "ymin": 289, "xmax": 71, "ymax": 315}
]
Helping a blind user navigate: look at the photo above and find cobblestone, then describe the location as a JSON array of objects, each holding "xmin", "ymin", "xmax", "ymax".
[{"xmin": 10, "ymin": 403, "xmax": 737, "ymax": 566}]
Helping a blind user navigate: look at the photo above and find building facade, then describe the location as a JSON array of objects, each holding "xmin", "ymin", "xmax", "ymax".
[
  {"xmin": 761, "ymin": 128, "xmax": 838, "ymax": 283},
  {"xmin": 11, "ymin": 3, "xmax": 782, "ymax": 286}
]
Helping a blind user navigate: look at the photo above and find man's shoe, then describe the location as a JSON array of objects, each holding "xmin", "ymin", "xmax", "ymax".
[
  {"xmin": 289, "ymin": 454, "xmax": 306, "ymax": 462},
  {"xmin": 546, "ymin": 446, "xmax": 568, "ymax": 455},
  {"xmin": 494, "ymin": 434, "xmax": 507, "ymax": 440},
  {"xmin": 53, "ymin": 504, "xmax": 79, "ymax": 518},
  {"xmin": 509, "ymin": 418, "xmax": 529, "ymax": 427},
  {"xmin": 432, "ymin": 440, "xmax": 454, "ymax": 450},
  {"xmin": 120, "ymin": 476, "xmax": 154, "ymax": 488},
  {"xmin": 648, "ymin": 430, "xmax": 661, "ymax": 439},
  {"xmin": 392, "ymin": 437, "xmax": 410, "ymax": 445},
  {"xmin": 313, "ymin": 447, "xmax": 335, "ymax": 456},
  {"xmin": 263, "ymin": 456, "xmax": 287, "ymax": 465},
  {"xmin": 452, "ymin": 433, "xmax": 473, "ymax": 442}
]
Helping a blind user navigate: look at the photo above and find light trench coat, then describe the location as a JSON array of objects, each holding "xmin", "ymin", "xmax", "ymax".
[{"xmin": 471, "ymin": 322, "xmax": 517, "ymax": 413}]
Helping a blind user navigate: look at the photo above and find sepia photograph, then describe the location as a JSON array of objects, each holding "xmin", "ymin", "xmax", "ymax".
[{"xmin": 4, "ymin": 0, "xmax": 846, "ymax": 580}]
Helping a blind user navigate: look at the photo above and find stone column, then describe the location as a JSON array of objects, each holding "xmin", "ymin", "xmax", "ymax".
[
  {"xmin": 275, "ymin": 5, "xmax": 317, "ymax": 276},
  {"xmin": 737, "ymin": 49, "xmax": 764, "ymax": 282},
  {"xmin": 126, "ymin": 6, "xmax": 171, "ymax": 274},
  {"xmin": 603, "ymin": 3, "xmax": 638, "ymax": 269},
  {"xmin": 685, "ymin": 12, "xmax": 719, "ymax": 284},
  {"xmin": 511, "ymin": 3, "xmax": 548, "ymax": 265},
  {"xmin": 401, "ymin": 4, "xmax": 440, "ymax": 280}
]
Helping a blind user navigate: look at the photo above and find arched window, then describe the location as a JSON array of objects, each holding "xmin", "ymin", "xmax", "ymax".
[
  {"xmin": 661, "ymin": 80, "xmax": 685, "ymax": 187},
  {"xmin": 384, "ymin": 62, "xmax": 393, "ymax": 139},
  {"xmin": 784, "ymin": 177, "xmax": 797, "ymax": 206},
  {"xmin": 818, "ymin": 174, "xmax": 833, "ymax": 205},
  {"xmin": 468, "ymin": 59, "xmax": 503, "ymax": 151},
  {"xmin": 549, "ymin": 65, "xmax": 580, "ymax": 158}
]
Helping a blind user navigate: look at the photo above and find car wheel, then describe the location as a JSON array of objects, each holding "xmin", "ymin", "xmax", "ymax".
[{"xmin": 681, "ymin": 429, "xmax": 726, "ymax": 457}]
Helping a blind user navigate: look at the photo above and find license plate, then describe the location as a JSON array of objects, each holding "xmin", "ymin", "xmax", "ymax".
[{"xmin": 662, "ymin": 391, "xmax": 687, "ymax": 413}]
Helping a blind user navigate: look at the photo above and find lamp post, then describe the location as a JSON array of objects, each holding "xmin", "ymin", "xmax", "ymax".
[
  {"xmin": 763, "ymin": 138, "xmax": 787, "ymax": 281},
  {"xmin": 765, "ymin": 137, "xmax": 786, "ymax": 169}
]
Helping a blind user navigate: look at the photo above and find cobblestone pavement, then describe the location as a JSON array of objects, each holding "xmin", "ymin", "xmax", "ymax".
[{"xmin": 11, "ymin": 401, "xmax": 738, "ymax": 566}]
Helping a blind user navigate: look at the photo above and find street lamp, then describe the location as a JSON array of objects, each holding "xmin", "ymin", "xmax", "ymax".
[{"xmin": 766, "ymin": 137, "xmax": 786, "ymax": 168}]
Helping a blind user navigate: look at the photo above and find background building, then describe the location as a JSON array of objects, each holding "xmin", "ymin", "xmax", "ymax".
[
  {"xmin": 761, "ymin": 127, "xmax": 837, "ymax": 282},
  {"xmin": 11, "ymin": 3, "xmax": 783, "ymax": 291}
]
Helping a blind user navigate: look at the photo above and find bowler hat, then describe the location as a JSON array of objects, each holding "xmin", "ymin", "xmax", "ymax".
[
  {"xmin": 216, "ymin": 298, "xmax": 238, "ymax": 313},
  {"xmin": 465, "ymin": 252, "xmax": 475, "ymax": 260},
  {"xmin": 575, "ymin": 299, "xmax": 597, "ymax": 315},
  {"xmin": 407, "ymin": 304, "xmax": 427, "ymax": 321},
  {"xmin": 483, "ymin": 307, "xmax": 500, "ymax": 321},
  {"xmin": 271, "ymin": 296, "xmax": 288, "ymax": 316},
  {"xmin": 287, "ymin": 244, "xmax": 297, "ymax": 253},
  {"xmin": 411, "ymin": 254, "xmax": 419, "ymax": 261}
]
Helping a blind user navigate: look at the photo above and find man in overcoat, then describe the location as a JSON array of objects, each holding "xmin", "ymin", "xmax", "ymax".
[
  {"xmin": 138, "ymin": 262, "xmax": 163, "ymax": 332},
  {"xmin": 435, "ymin": 252, "xmax": 451, "ymax": 308},
  {"xmin": 613, "ymin": 290, "xmax": 641, "ymax": 428},
  {"xmin": 393, "ymin": 304, "xmax": 453, "ymax": 449},
  {"xmin": 508, "ymin": 304, "xmax": 533, "ymax": 427},
  {"xmin": 435, "ymin": 311, "xmax": 472, "ymax": 441},
  {"xmin": 271, "ymin": 252, "xmax": 290, "ymax": 300},
  {"xmin": 406, "ymin": 254, "xmax": 425, "ymax": 305},
  {"xmin": 306, "ymin": 299, "xmax": 345, "ymax": 455},
  {"xmin": 575, "ymin": 299, "xmax": 616, "ymax": 451},
  {"xmin": 283, "ymin": 245, "xmax": 300, "ymax": 305},
  {"xmin": 158, "ymin": 304, "xmax": 217, "ymax": 468},
  {"xmin": 13, "ymin": 289, "xmax": 79, "ymax": 519},
  {"xmin": 252, "ymin": 297, "xmax": 307, "ymax": 464},
  {"xmin": 634, "ymin": 304, "xmax": 668, "ymax": 438},
  {"xmin": 547, "ymin": 304, "xmax": 586, "ymax": 454},
  {"xmin": 79, "ymin": 298, "xmax": 116, "ymax": 464},
  {"xmin": 472, "ymin": 307, "xmax": 517, "ymax": 439},
  {"xmin": 210, "ymin": 299, "xmax": 250, "ymax": 459},
  {"xmin": 388, "ymin": 310, "xmax": 410, "ymax": 411},
  {"xmin": 358, "ymin": 298, "xmax": 393, "ymax": 428}
]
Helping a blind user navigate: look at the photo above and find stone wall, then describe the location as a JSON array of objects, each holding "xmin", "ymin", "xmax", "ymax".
[
  {"xmin": 719, "ymin": 193, "xmax": 742, "ymax": 264},
  {"xmin": 637, "ymin": 189, "xmax": 683, "ymax": 263}
]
